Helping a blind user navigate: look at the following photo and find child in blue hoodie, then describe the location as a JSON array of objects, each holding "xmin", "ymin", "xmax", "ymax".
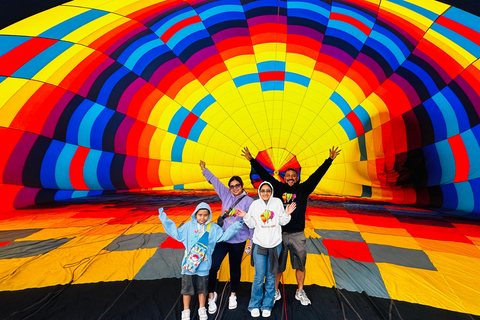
[{"xmin": 158, "ymin": 202, "xmax": 245, "ymax": 320}]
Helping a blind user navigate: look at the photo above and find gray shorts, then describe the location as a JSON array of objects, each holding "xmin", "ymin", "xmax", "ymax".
[
  {"xmin": 278, "ymin": 231, "xmax": 307, "ymax": 272},
  {"xmin": 180, "ymin": 274, "xmax": 208, "ymax": 296}
]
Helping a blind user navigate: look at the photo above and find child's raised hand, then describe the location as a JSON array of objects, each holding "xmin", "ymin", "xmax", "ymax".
[
  {"xmin": 285, "ymin": 202, "xmax": 296, "ymax": 215},
  {"xmin": 236, "ymin": 209, "xmax": 246, "ymax": 217},
  {"xmin": 158, "ymin": 208, "xmax": 164, "ymax": 221}
]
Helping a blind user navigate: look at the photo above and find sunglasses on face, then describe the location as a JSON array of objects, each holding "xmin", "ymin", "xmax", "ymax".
[{"xmin": 230, "ymin": 184, "xmax": 241, "ymax": 189}]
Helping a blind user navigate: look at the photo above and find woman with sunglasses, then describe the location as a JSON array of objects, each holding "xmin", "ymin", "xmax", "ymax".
[{"xmin": 199, "ymin": 160, "xmax": 254, "ymax": 314}]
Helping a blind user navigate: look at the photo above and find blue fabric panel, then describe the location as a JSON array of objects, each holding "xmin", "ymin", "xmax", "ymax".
[
  {"xmin": 151, "ymin": 8, "xmax": 193, "ymax": 35},
  {"xmin": 39, "ymin": 9, "xmax": 108, "ymax": 39},
  {"xmin": 97, "ymin": 152, "xmax": 115, "ymax": 189},
  {"xmin": 117, "ymin": 33, "xmax": 160, "ymax": 65},
  {"xmin": 257, "ymin": 60, "xmax": 285, "ymax": 72},
  {"xmin": 432, "ymin": 23, "xmax": 480, "ymax": 58},
  {"xmin": 353, "ymin": 105, "xmax": 372, "ymax": 132},
  {"xmin": 132, "ymin": 44, "xmax": 170, "ymax": 75},
  {"xmin": 78, "ymin": 103, "xmax": 104, "ymax": 149},
  {"xmin": 339, "ymin": 118, "xmax": 357, "ymax": 140},
  {"xmin": 124, "ymin": 39, "xmax": 165, "ymax": 70},
  {"xmin": 442, "ymin": 86, "xmax": 470, "ymax": 133},
  {"xmin": 96, "ymin": 67, "xmax": 130, "ymax": 107},
  {"xmin": 55, "ymin": 143, "xmax": 77, "ymax": 189},
  {"xmin": 168, "ymin": 107, "xmax": 190, "ymax": 135},
  {"xmin": 444, "ymin": 6, "xmax": 480, "ymax": 33},
  {"xmin": 90, "ymin": 107, "xmax": 115, "ymax": 150},
  {"xmin": 261, "ymin": 81, "xmax": 284, "ymax": 91},
  {"xmin": 83, "ymin": 149, "xmax": 102, "ymax": 190},
  {"xmin": 454, "ymin": 181, "xmax": 474, "ymax": 212},
  {"xmin": 192, "ymin": 94, "xmax": 215, "ymax": 117},
  {"xmin": 285, "ymin": 72, "xmax": 310, "ymax": 87},
  {"xmin": 172, "ymin": 136, "xmax": 187, "ymax": 162},
  {"xmin": 326, "ymin": 22, "xmax": 366, "ymax": 51},
  {"xmin": 167, "ymin": 23, "xmax": 205, "ymax": 49},
  {"xmin": 423, "ymin": 98, "xmax": 447, "ymax": 142},
  {"xmin": 402, "ymin": 60, "xmax": 439, "ymax": 97},
  {"xmin": 0, "ymin": 35, "xmax": 30, "ymax": 57},
  {"xmin": 467, "ymin": 126, "xmax": 480, "ymax": 179},
  {"xmin": 423, "ymin": 144, "xmax": 442, "ymax": 186},
  {"xmin": 40, "ymin": 140, "xmax": 64, "ymax": 189},
  {"xmin": 440, "ymin": 183, "xmax": 458, "ymax": 210},
  {"xmin": 330, "ymin": 92, "xmax": 351, "ymax": 116},
  {"xmin": 66, "ymin": 99, "xmax": 94, "ymax": 145},
  {"xmin": 188, "ymin": 118, "xmax": 207, "ymax": 142},
  {"xmin": 435, "ymin": 140, "xmax": 455, "ymax": 185},
  {"xmin": 12, "ymin": 41, "xmax": 73, "ymax": 78},
  {"xmin": 432, "ymin": 91, "xmax": 460, "ymax": 138},
  {"xmin": 233, "ymin": 73, "xmax": 260, "ymax": 87},
  {"xmin": 388, "ymin": 0, "xmax": 439, "ymax": 21}
]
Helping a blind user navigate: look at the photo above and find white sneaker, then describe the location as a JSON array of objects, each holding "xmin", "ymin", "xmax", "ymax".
[
  {"xmin": 262, "ymin": 309, "xmax": 271, "ymax": 317},
  {"xmin": 208, "ymin": 292, "xmax": 217, "ymax": 314},
  {"xmin": 198, "ymin": 307, "xmax": 207, "ymax": 320},
  {"xmin": 228, "ymin": 294, "xmax": 237, "ymax": 309},
  {"xmin": 295, "ymin": 289, "xmax": 311, "ymax": 306},
  {"xmin": 274, "ymin": 289, "xmax": 281, "ymax": 302},
  {"xmin": 251, "ymin": 308, "xmax": 260, "ymax": 317},
  {"xmin": 181, "ymin": 309, "xmax": 190, "ymax": 320}
]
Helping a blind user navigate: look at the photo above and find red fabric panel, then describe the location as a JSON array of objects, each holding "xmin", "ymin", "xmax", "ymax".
[
  {"xmin": 60, "ymin": 51, "xmax": 107, "ymax": 95},
  {"xmin": 346, "ymin": 111, "xmax": 365, "ymax": 137},
  {"xmin": 315, "ymin": 52, "xmax": 348, "ymax": 82},
  {"xmin": 160, "ymin": 236, "xmax": 185, "ymax": 249},
  {"xmin": 161, "ymin": 15, "xmax": 201, "ymax": 43},
  {"xmin": 0, "ymin": 128, "xmax": 23, "ymax": 184},
  {"xmin": 322, "ymin": 239, "xmax": 374, "ymax": 262},
  {"xmin": 330, "ymin": 12, "xmax": 371, "ymax": 36},
  {"xmin": 69, "ymin": 146, "xmax": 89, "ymax": 190},
  {"xmin": 287, "ymin": 34, "xmax": 322, "ymax": 60},
  {"xmin": 259, "ymin": 71, "xmax": 285, "ymax": 82},
  {"xmin": 0, "ymin": 37, "xmax": 57, "ymax": 76},
  {"xmin": 437, "ymin": 16, "xmax": 480, "ymax": 46},
  {"xmin": 126, "ymin": 120, "xmax": 146, "ymax": 156},
  {"xmin": 448, "ymin": 134, "xmax": 469, "ymax": 183},
  {"xmin": 178, "ymin": 112, "xmax": 199, "ymax": 139}
]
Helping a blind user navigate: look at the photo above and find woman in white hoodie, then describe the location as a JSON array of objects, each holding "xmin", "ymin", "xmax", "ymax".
[{"xmin": 240, "ymin": 181, "xmax": 296, "ymax": 318}]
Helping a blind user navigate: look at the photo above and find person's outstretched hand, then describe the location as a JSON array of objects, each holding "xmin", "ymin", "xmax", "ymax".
[
  {"xmin": 199, "ymin": 160, "xmax": 206, "ymax": 171},
  {"xmin": 241, "ymin": 147, "xmax": 253, "ymax": 161},
  {"xmin": 158, "ymin": 208, "xmax": 164, "ymax": 221},
  {"xmin": 236, "ymin": 209, "xmax": 246, "ymax": 217},
  {"xmin": 329, "ymin": 146, "xmax": 341, "ymax": 160},
  {"xmin": 285, "ymin": 202, "xmax": 297, "ymax": 215}
]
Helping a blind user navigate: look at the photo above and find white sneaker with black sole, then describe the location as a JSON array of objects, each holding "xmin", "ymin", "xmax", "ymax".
[
  {"xmin": 208, "ymin": 292, "xmax": 218, "ymax": 314},
  {"xmin": 274, "ymin": 289, "xmax": 281, "ymax": 302},
  {"xmin": 295, "ymin": 289, "xmax": 311, "ymax": 305},
  {"xmin": 228, "ymin": 295, "xmax": 237, "ymax": 309}
]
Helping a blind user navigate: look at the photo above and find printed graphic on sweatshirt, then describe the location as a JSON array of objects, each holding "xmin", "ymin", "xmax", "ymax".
[
  {"xmin": 260, "ymin": 209, "xmax": 275, "ymax": 224},
  {"xmin": 282, "ymin": 193, "xmax": 296, "ymax": 204}
]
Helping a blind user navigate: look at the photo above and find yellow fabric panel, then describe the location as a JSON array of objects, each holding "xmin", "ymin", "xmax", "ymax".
[
  {"xmin": 75, "ymin": 248, "xmax": 157, "ymax": 284},
  {"xmin": 423, "ymin": 30, "xmax": 474, "ymax": 68},
  {"xmin": 159, "ymin": 160, "xmax": 173, "ymax": 185},
  {"xmin": 403, "ymin": 0, "xmax": 450, "ymax": 14},
  {"xmin": 0, "ymin": 234, "xmax": 116, "ymax": 290},
  {"xmin": 416, "ymin": 238, "xmax": 480, "ymax": 258},
  {"xmin": 283, "ymin": 83, "xmax": 307, "ymax": 104},
  {"xmin": 196, "ymin": 125, "xmax": 216, "ymax": 147},
  {"xmin": 148, "ymin": 128, "xmax": 166, "ymax": 160},
  {"xmin": 305, "ymin": 254, "xmax": 336, "ymax": 287},
  {"xmin": 356, "ymin": 225, "xmax": 412, "ymax": 237},
  {"xmin": 204, "ymin": 70, "xmax": 232, "ymax": 93},
  {"xmin": 425, "ymin": 251, "xmax": 480, "ymax": 277},
  {"xmin": 238, "ymin": 86, "xmax": 265, "ymax": 105},
  {"xmin": 310, "ymin": 70, "xmax": 339, "ymax": 92},
  {"xmin": 224, "ymin": 55, "xmax": 258, "ymax": 77},
  {"xmin": 0, "ymin": 257, "xmax": 33, "ymax": 289},
  {"xmin": 285, "ymin": 53, "xmax": 316, "ymax": 77},
  {"xmin": 34, "ymin": 45, "xmax": 92, "ymax": 85},
  {"xmin": 0, "ymin": 6, "xmax": 89, "ymax": 36},
  {"xmin": 147, "ymin": 95, "xmax": 174, "ymax": 128},
  {"xmin": 175, "ymin": 80, "xmax": 203, "ymax": 106},
  {"xmin": 335, "ymin": 83, "xmax": 359, "ymax": 111},
  {"xmin": 319, "ymin": 100, "xmax": 347, "ymax": 125},
  {"xmin": 0, "ymin": 79, "xmax": 40, "ymax": 127},
  {"xmin": 342, "ymin": 162, "xmax": 371, "ymax": 186},
  {"xmin": 64, "ymin": 13, "xmax": 124, "ymax": 44},
  {"xmin": 19, "ymin": 227, "xmax": 92, "ymax": 240},
  {"xmin": 180, "ymin": 89, "xmax": 209, "ymax": 112},
  {"xmin": 442, "ymin": 274, "xmax": 480, "ymax": 315},
  {"xmin": 158, "ymin": 105, "xmax": 182, "ymax": 133},
  {"xmin": 253, "ymin": 43, "xmax": 286, "ymax": 62},
  {"xmin": 211, "ymin": 83, "xmax": 243, "ymax": 111},
  {"xmin": 70, "ymin": 0, "xmax": 144, "ymax": 12},
  {"xmin": 215, "ymin": 115, "xmax": 248, "ymax": 145},
  {"xmin": 361, "ymin": 233, "xmax": 421, "ymax": 249},
  {"xmin": 381, "ymin": 1, "xmax": 434, "ymax": 31},
  {"xmin": 170, "ymin": 162, "xmax": 186, "ymax": 185},
  {"xmin": 48, "ymin": 217, "xmax": 113, "ymax": 228},
  {"xmin": 123, "ymin": 223, "xmax": 163, "ymax": 236},
  {"xmin": 309, "ymin": 216, "xmax": 358, "ymax": 232},
  {"xmin": 378, "ymin": 263, "xmax": 465, "ymax": 313}
]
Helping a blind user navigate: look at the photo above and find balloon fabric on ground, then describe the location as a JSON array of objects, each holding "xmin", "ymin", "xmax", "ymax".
[{"xmin": 1, "ymin": 0, "xmax": 480, "ymax": 319}]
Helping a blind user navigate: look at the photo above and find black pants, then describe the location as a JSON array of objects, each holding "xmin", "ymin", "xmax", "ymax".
[{"xmin": 208, "ymin": 241, "xmax": 246, "ymax": 293}]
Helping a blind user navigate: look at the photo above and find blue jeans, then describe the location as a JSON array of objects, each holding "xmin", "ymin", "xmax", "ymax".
[{"xmin": 248, "ymin": 243, "xmax": 281, "ymax": 312}]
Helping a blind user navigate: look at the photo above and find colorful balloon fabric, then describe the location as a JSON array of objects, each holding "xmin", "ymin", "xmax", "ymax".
[
  {"xmin": 250, "ymin": 148, "xmax": 302, "ymax": 188},
  {"xmin": 1, "ymin": 0, "xmax": 480, "ymax": 217}
]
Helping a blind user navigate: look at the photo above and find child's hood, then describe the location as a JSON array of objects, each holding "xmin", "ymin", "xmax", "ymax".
[
  {"xmin": 258, "ymin": 181, "xmax": 274, "ymax": 203},
  {"xmin": 191, "ymin": 202, "xmax": 212, "ymax": 224}
]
